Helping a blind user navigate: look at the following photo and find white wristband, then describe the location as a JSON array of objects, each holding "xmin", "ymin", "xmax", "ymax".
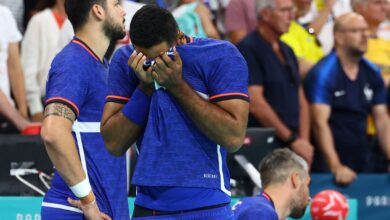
[{"xmin": 69, "ymin": 178, "xmax": 92, "ymax": 198}]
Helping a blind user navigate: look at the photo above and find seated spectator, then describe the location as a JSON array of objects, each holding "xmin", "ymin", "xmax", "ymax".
[
  {"xmin": 172, "ymin": 0, "xmax": 220, "ymax": 39},
  {"xmin": 281, "ymin": 0, "xmax": 328, "ymax": 77},
  {"xmin": 0, "ymin": 5, "xmax": 28, "ymax": 122},
  {"xmin": 224, "ymin": 0, "xmax": 257, "ymax": 44},
  {"xmin": 237, "ymin": 0, "xmax": 314, "ymax": 165},
  {"xmin": 305, "ymin": 13, "xmax": 390, "ymax": 185},
  {"xmin": 299, "ymin": 0, "xmax": 352, "ymax": 54},
  {"xmin": 233, "ymin": 148, "xmax": 311, "ymax": 220},
  {"xmin": 21, "ymin": 0, "xmax": 72, "ymax": 122}
]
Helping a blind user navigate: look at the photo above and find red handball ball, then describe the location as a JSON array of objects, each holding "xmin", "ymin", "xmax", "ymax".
[{"xmin": 310, "ymin": 190, "xmax": 349, "ymax": 220}]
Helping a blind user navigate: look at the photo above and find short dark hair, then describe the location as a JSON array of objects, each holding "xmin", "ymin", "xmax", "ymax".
[
  {"xmin": 130, "ymin": 5, "xmax": 178, "ymax": 49},
  {"xmin": 259, "ymin": 148, "xmax": 308, "ymax": 188},
  {"xmin": 65, "ymin": 0, "xmax": 107, "ymax": 32}
]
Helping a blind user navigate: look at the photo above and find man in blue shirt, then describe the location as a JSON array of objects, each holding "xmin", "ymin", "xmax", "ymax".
[
  {"xmin": 40, "ymin": 0, "xmax": 129, "ymax": 219},
  {"xmin": 101, "ymin": 5, "xmax": 249, "ymax": 220},
  {"xmin": 237, "ymin": 0, "xmax": 314, "ymax": 166},
  {"xmin": 304, "ymin": 12, "xmax": 390, "ymax": 185},
  {"xmin": 233, "ymin": 148, "xmax": 311, "ymax": 220}
]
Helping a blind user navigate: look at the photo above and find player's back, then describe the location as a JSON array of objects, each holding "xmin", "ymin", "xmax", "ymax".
[
  {"xmin": 233, "ymin": 195, "xmax": 278, "ymax": 220},
  {"xmin": 42, "ymin": 38, "xmax": 129, "ymax": 219}
]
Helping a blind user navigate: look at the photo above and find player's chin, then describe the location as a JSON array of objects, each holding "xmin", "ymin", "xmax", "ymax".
[{"xmin": 290, "ymin": 206, "xmax": 307, "ymax": 219}]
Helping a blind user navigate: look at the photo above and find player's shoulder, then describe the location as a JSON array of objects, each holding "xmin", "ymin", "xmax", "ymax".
[
  {"xmin": 189, "ymin": 38, "xmax": 240, "ymax": 56},
  {"xmin": 50, "ymin": 43, "xmax": 91, "ymax": 76},
  {"xmin": 0, "ymin": 5, "xmax": 13, "ymax": 19},
  {"xmin": 111, "ymin": 44, "xmax": 134, "ymax": 63}
]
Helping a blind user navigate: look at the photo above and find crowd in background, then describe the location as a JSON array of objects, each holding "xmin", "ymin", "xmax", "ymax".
[{"xmin": 1, "ymin": 0, "xmax": 390, "ymax": 186}]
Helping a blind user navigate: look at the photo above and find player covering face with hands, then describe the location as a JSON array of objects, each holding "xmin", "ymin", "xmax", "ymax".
[{"xmin": 102, "ymin": 5, "xmax": 249, "ymax": 219}]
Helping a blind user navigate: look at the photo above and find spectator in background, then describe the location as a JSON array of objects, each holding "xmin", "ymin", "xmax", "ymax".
[
  {"xmin": 305, "ymin": 13, "xmax": 390, "ymax": 185},
  {"xmin": 224, "ymin": 0, "xmax": 256, "ymax": 44},
  {"xmin": 232, "ymin": 148, "xmax": 311, "ymax": 220},
  {"xmin": 281, "ymin": 0, "xmax": 331, "ymax": 77},
  {"xmin": 353, "ymin": 0, "xmax": 390, "ymax": 86},
  {"xmin": 0, "ymin": 4, "xmax": 29, "ymax": 129},
  {"xmin": 21, "ymin": 0, "xmax": 72, "ymax": 122},
  {"xmin": 377, "ymin": 0, "xmax": 390, "ymax": 39},
  {"xmin": 299, "ymin": 0, "xmax": 352, "ymax": 54},
  {"xmin": 0, "ymin": 0, "xmax": 24, "ymax": 32},
  {"xmin": 0, "ymin": 89, "xmax": 34, "ymax": 133},
  {"xmin": 237, "ymin": 0, "xmax": 314, "ymax": 166},
  {"xmin": 172, "ymin": 0, "xmax": 220, "ymax": 39}
]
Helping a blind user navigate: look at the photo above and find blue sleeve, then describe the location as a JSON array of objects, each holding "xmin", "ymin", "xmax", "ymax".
[
  {"xmin": 45, "ymin": 61, "xmax": 88, "ymax": 117},
  {"xmin": 207, "ymin": 43, "xmax": 249, "ymax": 103},
  {"xmin": 372, "ymin": 70, "xmax": 387, "ymax": 105},
  {"xmin": 304, "ymin": 66, "xmax": 332, "ymax": 105},
  {"xmin": 237, "ymin": 42, "xmax": 263, "ymax": 86},
  {"xmin": 106, "ymin": 46, "xmax": 139, "ymax": 104}
]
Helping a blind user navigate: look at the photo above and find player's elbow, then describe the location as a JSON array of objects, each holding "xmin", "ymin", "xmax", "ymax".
[
  {"xmin": 41, "ymin": 124, "xmax": 59, "ymax": 148},
  {"xmin": 104, "ymin": 140, "xmax": 126, "ymax": 157}
]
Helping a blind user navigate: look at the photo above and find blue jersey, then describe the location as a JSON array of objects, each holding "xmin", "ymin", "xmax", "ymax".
[
  {"xmin": 232, "ymin": 192, "xmax": 278, "ymax": 220},
  {"xmin": 108, "ymin": 38, "xmax": 249, "ymax": 211},
  {"xmin": 304, "ymin": 52, "xmax": 386, "ymax": 171},
  {"xmin": 42, "ymin": 38, "xmax": 129, "ymax": 219}
]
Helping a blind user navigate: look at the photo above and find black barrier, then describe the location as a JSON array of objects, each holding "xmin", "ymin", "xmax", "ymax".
[{"xmin": 0, "ymin": 135, "xmax": 53, "ymax": 196}]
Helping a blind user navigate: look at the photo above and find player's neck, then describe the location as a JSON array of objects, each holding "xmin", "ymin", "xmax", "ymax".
[
  {"xmin": 264, "ymin": 187, "xmax": 291, "ymax": 220},
  {"xmin": 75, "ymin": 29, "xmax": 110, "ymax": 62}
]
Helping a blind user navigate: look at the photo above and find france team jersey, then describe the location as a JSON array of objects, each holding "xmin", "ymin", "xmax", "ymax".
[
  {"xmin": 304, "ymin": 52, "xmax": 386, "ymax": 170},
  {"xmin": 232, "ymin": 192, "xmax": 278, "ymax": 220},
  {"xmin": 108, "ymin": 38, "xmax": 249, "ymax": 211},
  {"xmin": 42, "ymin": 38, "xmax": 129, "ymax": 219}
]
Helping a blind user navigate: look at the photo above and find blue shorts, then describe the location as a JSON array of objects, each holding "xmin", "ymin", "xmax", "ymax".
[
  {"xmin": 41, "ymin": 205, "xmax": 85, "ymax": 220},
  {"xmin": 131, "ymin": 204, "xmax": 233, "ymax": 220}
]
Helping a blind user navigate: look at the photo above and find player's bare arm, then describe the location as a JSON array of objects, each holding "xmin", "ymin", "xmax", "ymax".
[
  {"xmin": 41, "ymin": 103, "xmax": 98, "ymax": 209},
  {"xmin": 101, "ymin": 50, "xmax": 154, "ymax": 156},
  {"xmin": 101, "ymin": 99, "xmax": 148, "ymax": 156},
  {"xmin": 44, "ymin": 103, "xmax": 76, "ymax": 122},
  {"xmin": 153, "ymin": 51, "xmax": 249, "ymax": 152}
]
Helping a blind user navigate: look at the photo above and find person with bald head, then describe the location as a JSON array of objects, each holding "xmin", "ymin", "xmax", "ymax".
[{"xmin": 304, "ymin": 12, "xmax": 390, "ymax": 185}]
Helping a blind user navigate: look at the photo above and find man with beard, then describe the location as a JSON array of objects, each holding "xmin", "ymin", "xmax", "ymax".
[
  {"xmin": 40, "ymin": 0, "xmax": 128, "ymax": 219},
  {"xmin": 304, "ymin": 12, "xmax": 390, "ymax": 186},
  {"xmin": 232, "ymin": 148, "xmax": 311, "ymax": 220}
]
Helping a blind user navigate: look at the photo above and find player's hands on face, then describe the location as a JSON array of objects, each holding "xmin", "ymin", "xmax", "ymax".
[
  {"xmin": 152, "ymin": 47, "xmax": 183, "ymax": 89},
  {"xmin": 290, "ymin": 138, "xmax": 314, "ymax": 167},
  {"xmin": 128, "ymin": 51, "xmax": 154, "ymax": 85},
  {"xmin": 331, "ymin": 164, "xmax": 357, "ymax": 186},
  {"xmin": 68, "ymin": 198, "xmax": 112, "ymax": 220}
]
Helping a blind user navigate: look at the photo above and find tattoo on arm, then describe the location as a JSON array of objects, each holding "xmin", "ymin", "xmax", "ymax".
[{"xmin": 44, "ymin": 103, "xmax": 76, "ymax": 122}]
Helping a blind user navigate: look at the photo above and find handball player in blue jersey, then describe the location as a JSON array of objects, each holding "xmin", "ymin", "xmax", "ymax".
[
  {"xmin": 101, "ymin": 5, "xmax": 249, "ymax": 220},
  {"xmin": 40, "ymin": 0, "xmax": 129, "ymax": 219},
  {"xmin": 233, "ymin": 149, "xmax": 311, "ymax": 220}
]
